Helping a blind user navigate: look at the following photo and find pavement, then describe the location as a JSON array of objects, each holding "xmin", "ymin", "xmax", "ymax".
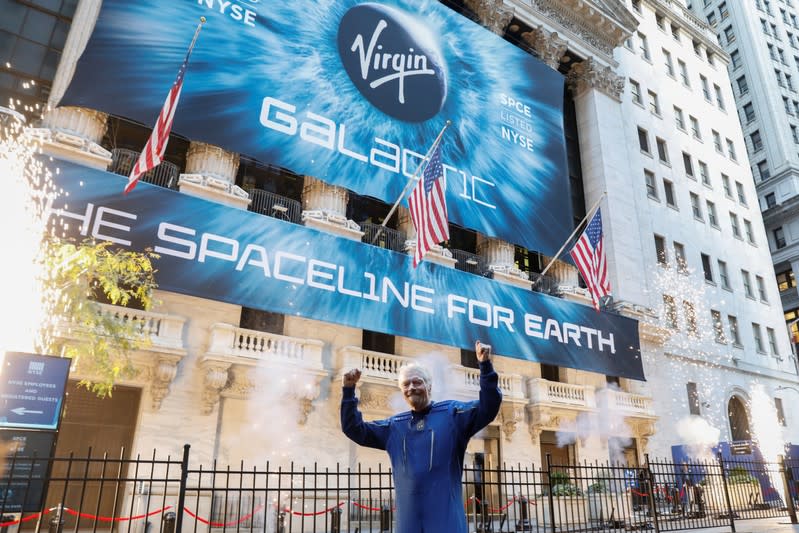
[{"xmin": 686, "ymin": 517, "xmax": 799, "ymax": 532}]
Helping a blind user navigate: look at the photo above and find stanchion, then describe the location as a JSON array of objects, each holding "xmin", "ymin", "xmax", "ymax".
[
  {"xmin": 380, "ymin": 504, "xmax": 391, "ymax": 532},
  {"xmin": 47, "ymin": 505, "xmax": 63, "ymax": 533},
  {"xmin": 330, "ymin": 507, "xmax": 341, "ymax": 533},
  {"xmin": 162, "ymin": 511, "xmax": 176, "ymax": 533},
  {"xmin": 515, "ymin": 495, "xmax": 532, "ymax": 531}
]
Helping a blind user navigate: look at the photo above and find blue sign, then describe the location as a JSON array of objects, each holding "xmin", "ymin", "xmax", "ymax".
[
  {"xmin": 0, "ymin": 353, "xmax": 70, "ymax": 431},
  {"xmin": 60, "ymin": 0, "xmax": 572, "ymax": 257},
  {"xmin": 48, "ymin": 159, "xmax": 644, "ymax": 380},
  {"xmin": 0, "ymin": 429, "xmax": 55, "ymax": 512}
]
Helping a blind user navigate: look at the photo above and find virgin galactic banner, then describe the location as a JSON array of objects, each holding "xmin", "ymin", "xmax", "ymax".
[
  {"xmin": 61, "ymin": 0, "xmax": 572, "ymax": 257},
  {"xmin": 49, "ymin": 160, "xmax": 644, "ymax": 381}
]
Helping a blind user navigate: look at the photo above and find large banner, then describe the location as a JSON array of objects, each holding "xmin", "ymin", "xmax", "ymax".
[
  {"xmin": 61, "ymin": 0, "xmax": 572, "ymax": 256},
  {"xmin": 48, "ymin": 160, "xmax": 644, "ymax": 380}
]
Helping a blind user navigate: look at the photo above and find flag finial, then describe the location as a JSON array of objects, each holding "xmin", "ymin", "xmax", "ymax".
[{"xmin": 200, "ymin": 16, "xmax": 206, "ymax": 24}]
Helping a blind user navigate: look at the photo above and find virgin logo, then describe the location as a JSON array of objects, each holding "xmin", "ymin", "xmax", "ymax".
[{"xmin": 337, "ymin": 3, "xmax": 447, "ymax": 123}]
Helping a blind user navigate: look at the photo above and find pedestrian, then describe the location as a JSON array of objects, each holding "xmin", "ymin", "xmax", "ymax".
[{"xmin": 340, "ymin": 340, "xmax": 502, "ymax": 533}]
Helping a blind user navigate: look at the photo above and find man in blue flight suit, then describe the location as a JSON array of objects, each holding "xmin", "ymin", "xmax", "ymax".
[{"xmin": 341, "ymin": 341, "xmax": 502, "ymax": 532}]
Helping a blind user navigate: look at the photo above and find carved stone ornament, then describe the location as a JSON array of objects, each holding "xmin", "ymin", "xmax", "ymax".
[
  {"xmin": 521, "ymin": 27, "xmax": 568, "ymax": 69},
  {"xmin": 567, "ymin": 58, "xmax": 625, "ymax": 101},
  {"xmin": 464, "ymin": 0, "xmax": 514, "ymax": 35},
  {"xmin": 200, "ymin": 360, "xmax": 231, "ymax": 415},
  {"xmin": 500, "ymin": 404, "xmax": 524, "ymax": 441},
  {"xmin": 150, "ymin": 357, "xmax": 179, "ymax": 410}
]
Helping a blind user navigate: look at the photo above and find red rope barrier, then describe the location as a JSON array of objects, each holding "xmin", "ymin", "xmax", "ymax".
[
  {"xmin": 63, "ymin": 506, "xmax": 172, "ymax": 523},
  {"xmin": 630, "ymin": 489, "xmax": 650, "ymax": 497},
  {"xmin": 184, "ymin": 504, "xmax": 265, "ymax": 527},
  {"xmin": 465, "ymin": 495, "xmax": 519, "ymax": 513},
  {"xmin": 0, "ymin": 511, "xmax": 47, "ymax": 527},
  {"xmin": 281, "ymin": 502, "xmax": 344, "ymax": 517},
  {"xmin": 351, "ymin": 501, "xmax": 381, "ymax": 511}
]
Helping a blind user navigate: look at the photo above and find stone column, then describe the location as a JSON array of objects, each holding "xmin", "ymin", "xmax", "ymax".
[
  {"xmin": 544, "ymin": 255, "xmax": 580, "ymax": 287},
  {"xmin": 476, "ymin": 235, "xmax": 530, "ymax": 288},
  {"xmin": 521, "ymin": 27, "xmax": 568, "ymax": 69},
  {"xmin": 301, "ymin": 176, "xmax": 364, "ymax": 241},
  {"xmin": 178, "ymin": 141, "xmax": 249, "ymax": 209},
  {"xmin": 32, "ymin": 0, "xmax": 111, "ymax": 169},
  {"xmin": 398, "ymin": 206, "xmax": 456, "ymax": 268},
  {"xmin": 567, "ymin": 58, "xmax": 645, "ymax": 303}
]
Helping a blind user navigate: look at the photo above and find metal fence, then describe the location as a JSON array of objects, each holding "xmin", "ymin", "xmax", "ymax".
[
  {"xmin": 109, "ymin": 148, "xmax": 181, "ymax": 190},
  {"xmin": 1, "ymin": 446, "xmax": 797, "ymax": 533},
  {"xmin": 248, "ymin": 189, "xmax": 302, "ymax": 224},
  {"xmin": 360, "ymin": 223, "xmax": 405, "ymax": 253}
]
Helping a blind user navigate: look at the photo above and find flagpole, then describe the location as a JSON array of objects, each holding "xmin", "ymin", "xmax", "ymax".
[
  {"xmin": 532, "ymin": 192, "xmax": 606, "ymax": 288},
  {"xmin": 189, "ymin": 17, "xmax": 206, "ymax": 53},
  {"xmin": 371, "ymin": 120, "xmax": 452, "ymax": 244}
]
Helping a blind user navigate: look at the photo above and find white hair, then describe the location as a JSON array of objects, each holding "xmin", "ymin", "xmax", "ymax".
[{"xmin": 398, "ymin": 363, "xmax": 432, "ymax": 388}]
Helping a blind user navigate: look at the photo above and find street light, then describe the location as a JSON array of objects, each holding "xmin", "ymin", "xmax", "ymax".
[{"xmin": 776, "ymin": 385, "xmax": 799, "ymax": 394}]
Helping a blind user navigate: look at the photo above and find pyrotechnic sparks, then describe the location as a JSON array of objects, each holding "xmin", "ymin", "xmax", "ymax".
[{"xmin": 749, "ymin": 384, "xmax": 787, "ymax": 504}]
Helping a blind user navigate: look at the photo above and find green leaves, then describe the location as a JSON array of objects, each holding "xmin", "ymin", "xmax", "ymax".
[{"xmin": 39, "ymin": 238, "xmax": 159, "ymax": 397}]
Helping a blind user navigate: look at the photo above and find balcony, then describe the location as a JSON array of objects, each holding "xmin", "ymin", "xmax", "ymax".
[
  {"xmin": 96, "ymin": 302, "xmax": 186, "ymax": 351},
  {"xmin": 360, "ymin": 222, "xmax": 405, "ymax": 252},
  {"xmin": 248, "ymin": 189, "xmax": 302, "ymax": 224},
  {"xmin": 205, "ymin": 323, "xmax": 324, "ymax": 370},
  {"xmin": 109, "ymin": 148, "xmax": 180, "ymax": 190},
  {"xmin": 451, "ymin": 249, "xmax": 490, "ymax": 277},
  {"xmin": 602, "ymin": 389, "xmax": 655, "ymax": 418}
]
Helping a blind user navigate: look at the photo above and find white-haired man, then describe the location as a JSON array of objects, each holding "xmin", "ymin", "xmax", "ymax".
[{"xmin": 340, "ymin": 341, "xmax": 502, "ymax": 533}]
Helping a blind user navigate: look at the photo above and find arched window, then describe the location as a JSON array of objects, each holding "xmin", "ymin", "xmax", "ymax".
[{"xmin": 727, "ymin": 395, "xmax": 751, "ymax": 442}]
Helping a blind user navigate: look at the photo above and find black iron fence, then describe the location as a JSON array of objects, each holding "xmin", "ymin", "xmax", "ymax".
[{"xmin": 1, "ymin": 446, "xmax": 797, "ymax": 533}]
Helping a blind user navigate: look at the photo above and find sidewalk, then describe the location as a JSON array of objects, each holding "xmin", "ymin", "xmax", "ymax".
[{"xmin": 688, "ymin": 516, "xmax": 799, "ymax": 532}]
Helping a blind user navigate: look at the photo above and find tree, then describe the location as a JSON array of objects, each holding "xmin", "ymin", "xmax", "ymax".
[{"xmin": 38, "ymin": 238, "xmax": 159, "ymax": 397}]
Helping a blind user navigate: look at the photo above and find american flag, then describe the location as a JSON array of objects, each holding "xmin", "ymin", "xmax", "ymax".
[
  {"xmin": 570, "ymin": 208, "xmax": 611, "ymax": 311},
  {"xmin": 124, "ymin": 25, "xmax": 201, "ymax": 194},
  {"xmin": 408, "ymin": 143, "xmax": 449, "ymax": 267}
]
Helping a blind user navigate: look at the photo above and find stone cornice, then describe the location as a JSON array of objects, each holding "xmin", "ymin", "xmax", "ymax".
[
  {"xmin": 464, "ymin": 0, "xmax": 515, "ymax": 34},
  {"xmin": 513, "ymin": 0, "xmax": 638, "ymax": 60},
  {"xmin": 567, "ymin": 57, "xmax": 626, "ymax": 101}
]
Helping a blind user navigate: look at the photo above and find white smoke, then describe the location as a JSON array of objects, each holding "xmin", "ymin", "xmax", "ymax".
[{"xmin": 675, "ymin": 415, "xmax": 721, "ymax": 461}]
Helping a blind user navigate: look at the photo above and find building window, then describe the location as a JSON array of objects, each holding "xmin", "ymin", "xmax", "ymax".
[
  {"xmin": 674, "ymin": 242, "xmax": 687, "ymax": 272},
  {"xmin": 655, "ymin": 234, "xmax": 667, "ymax": 265},
  {"xmin": 639, "ymin": 32, "xmax": 651, "ymax": 60},
  {"xmin": 699, "ymin": 161, "xmax": 710, "ymax": 186},
  {"xmin": 690, "ymin": 116, "xmax": 701, "ymax": 140},
  {"xmin": 687, "ymin": 382, "xmax": 701, "ymax": 415},
  {"xmin": 742, "ymin": 269, "xmax": 754, "ymax": 298},
  {"xmin": 751, "ymin": 130, "xmax": 764, "ymax": 152},
  {"xmin": 691, "ymin": 192, "xmax": 703, "ymax": 220},
  {"xmin": 678, "ymin": 59, "xmax": 690, "ymax": 86},
  {"xmin": 726, "ymin": 139, "xmax": 737, "ymax": 161},
  {"xmin": 674, "ymin": 110, "xmax": 687, "ymax": 133},
  {"xmin": 664, "ymin": 48, "xmax": 675, "ymax": 76},
  {"xmin": 656, "ymin": 12, "xmax": 666, "ymax": 29},
  {"xmin": 767, "ymin": 328, "xmax": 778, "ymax": 355},
  {"xmin": 774, "ymin": 226, "xmax": 787, "ymax": 248},
  {"xmin": 684, "ymin": 301, "xmax": 698, "ymax": 335},
  {"xmin": 713, "ymin": 130, "xmax": 723, "ymax": 152},
  {"xmin": 728, "ymin": 315, "xmax": 741, "ymax": 345},
  {"xmin": 693, "ymin": 40, "xmax": 702, "ymax": 57},
  {"xmin": 777, "ymin": 269, "xmax": 796, "ymax": 291},
  {"xmin": 763, "ymin": 192, "xmax": 777, "ymax": 209},
  {"xmin": 655, "ymin": 138, "xmax": 669, "ymax": 164},
  {"xmin": 744, "ymin": 219, "xmax": 755, "ymax": 244},
  {"xmin": 683, "ymin": 152, "xmax": 694, "ymax": 177},
  {"xmin": 753, "ymin": 323, "xmax": 765, "ymax": 353},
  {"xmin": 672, "ymin": 23, "xmax": 681, "ymax": 41},
  {"xmin": 735, "ymin": 182, "xmax": 747, "ymax": 205},
  {"xmin": 730, "ymin": 212, "xmax": 741, "ymax": 238},
  {"xmin": 632, "ymin": 0, "xmax": 642, "ymax": 12},
  {"xmin": 793, "ymin": 125, "xmax": 799, "ymax": 144},
  {"xmin": 757, "ymin": 275, "xmax": 768, "ymax": 301},
  {"xmin": 718, "ymin": 260, "xmax": 730, "ymax": 289},
  {"xmin": 701, "ymin": 253, "xmax": 714, "ymax": 282},
  {"xmin": 630, "ymin": 79, "xmax": 642, "ymax": 104},
  {"xmin": 645, "ymin": 170, "xmax": 658, "ymax": 199},
  {"xmin": 707, "ymin": 200, "xmax": 719, "ymax": 227},
  {"xmin": 701, "ymin": 75, "xmax": 711, "ymax": 100},
  {"xmin": 714, "ymin": 85, "xmax": 725, "ymax": 110},
  {"xmin": 737, "ymin": 75, "xmax": 748, "ymax": 95},
  {"xmin": 743, "ymin": 103, "xmax": 755, "ymax": 122},
  {"xmin": 638, "ymin": 127, "xmax": 650, "ymax": 153},
  {"xmin": 724, "ymin": 25, "xmax": 736, "ymax": 43},
  {"xmin": 775, "ymin": 398, "xmax": 787, "ymax": 426},
  {"xmin": 648, "ymin": 90, "xmax": 661, "ymax": 115},
  {"xmin": 712, "ymin": 310, "xmax": 726, "ymax": 342},
  {"xmin": 664, "ymin": 179, "xmax": 677, "ymax": 207},
  {"xmin": 663, "ymin": 295, "xmax": 678, "ymax": 328},
  {"xmin": 722, "ymin": 174, "xmax": 732, "ymax": 197},
  {"xmin": 758, "ymin": 161, "xmax": 771, "ymax": 181},
  {"xmin": 719, "ymin": 1, "xmax": 729, "ymax": 19},
  {"xmin": 731, "ymin": 49, "xmax": 742, "ymax": 69}
]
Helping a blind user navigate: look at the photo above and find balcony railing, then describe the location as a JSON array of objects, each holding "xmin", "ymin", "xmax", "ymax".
[
  {"xmin": 528, "ymin": 378, "xmax": 593, "ymax": 408},
  {"xmin": 360, "ymin": 222, "xmax": 405, "ymax": 252},
  {"xmin": 451, "ymin": 249, "xmax": 490, "ymax": 276},
  {"xmin": 248, "ymin": 189, "xmax": 302, "ymax": 224},
  {"xmin": 97, "ymin": 303, "xmax": 185, "ymax": 349},
  {"xmin": 339, "ymin": 346, "xmax": 409, "ymax": 383},
  {"xmin": 604, "ymin": 389, "xmax": 655, "ymax": 416},
  {"xmin": 207, "ymin": 323, "xmax": 324, "ymax": 369},
  {"xmin": 109, "ymin": 148, "xmax": 180, "ymax": 190},
  {"xmin": 456, "ymin": 367, "xmax": 525, "ymax": 400}
]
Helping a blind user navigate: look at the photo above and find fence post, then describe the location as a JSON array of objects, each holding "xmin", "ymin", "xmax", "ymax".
[
  {"xmin": 380, "ymin": 504, "xmax": 391, "ymax": 532},
  {"xmin": 546, "ymin": 454, "xmax": 555, "ymax": 533},
  {"xmin": 717, "ymin": 452, "xmax": 736, "ymax": 533},
  {"xmin": 174, "ymin": 444, "xmax": 190, "ymax": 533},
  {"xmin": 643, "ymin": 454, "xmax": 661, "ymax": 533},
  {"xmin": 780, "ymin": 455, "xmax": 798, "ymax": 524},
  {"xmin": 47, "ymin": 504, "xmax": 64, "ymax": 533}
]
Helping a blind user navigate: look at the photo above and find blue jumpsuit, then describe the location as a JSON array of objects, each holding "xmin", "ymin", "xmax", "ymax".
[{"xmin": 341, "ymin": 360, "xmax": 502, "ymax": 533}]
